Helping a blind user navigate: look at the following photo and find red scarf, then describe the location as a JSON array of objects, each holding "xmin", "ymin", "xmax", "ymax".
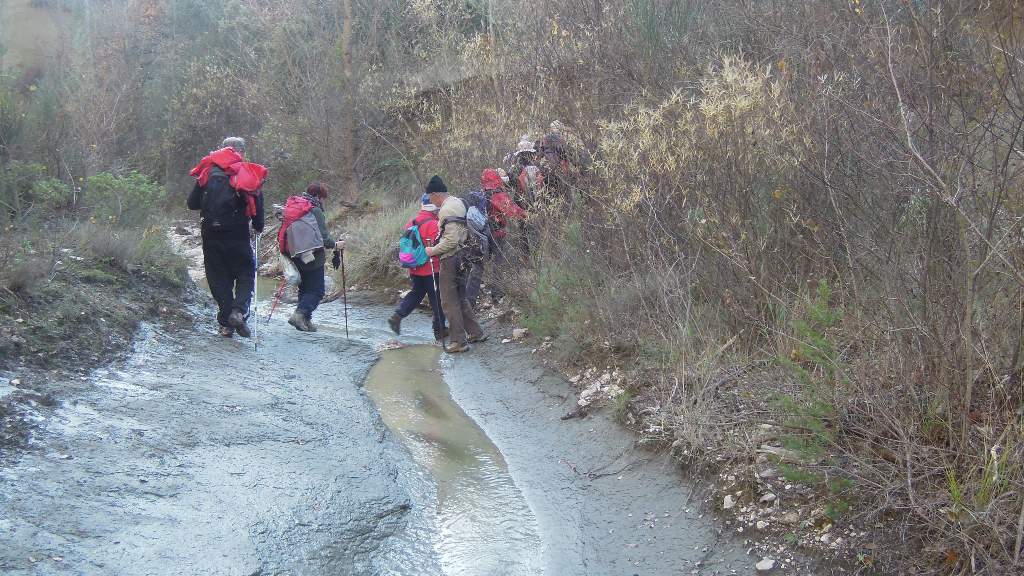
[{"xmin": 189, "ymin": 147, "xmax": 268, "ymax": 218}]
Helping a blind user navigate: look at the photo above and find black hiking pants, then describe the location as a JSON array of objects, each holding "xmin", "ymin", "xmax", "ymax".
[{"xmin": 202, "ymin": 232, "xmax": 255, "ymax": 327}]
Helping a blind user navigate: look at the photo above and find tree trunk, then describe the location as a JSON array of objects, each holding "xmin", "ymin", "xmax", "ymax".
[{"xmin": 338, "ymin": 0, "xmax": 358, "ymax": 202}]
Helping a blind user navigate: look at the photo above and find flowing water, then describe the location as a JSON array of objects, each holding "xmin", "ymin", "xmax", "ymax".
[{"xmin": 365, "ymin": 345, "xmax": 545, "ymax": 575}]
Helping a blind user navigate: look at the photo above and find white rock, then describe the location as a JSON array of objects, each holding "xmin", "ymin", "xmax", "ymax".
[
  {"xmin": 10, "ymin": 378, "xmax": 21, "ymax": 386},
  {"xmin": 759, "ymin": 493, "xmax": 777, "ymax": 504},
  {"xmin": 756, "ymin": 520, "xmax": 769, "ymax": 530},
  {"xmin": 578, "ymin": 382, "xmax": 603, "ymax": 407},
  {"xmin": 755, "ymin": 558, "xmax": 775, "ymax": 572},
  {"xmin": 723, "ymin": 495, "xmax": 737, "ymax": 509},
  {"xmin": 501, "ymin": 338, "xmax": 512, "ymax": 344},
  {"xmin": 512, "ymin": 328, "xmax": 529, "ymax": 341}
]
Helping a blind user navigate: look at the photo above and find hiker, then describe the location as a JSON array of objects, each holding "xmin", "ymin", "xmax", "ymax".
[
  {"xmin": 278, "ymin": 182, "xmax": 344, "ymax": 332},
  {"xmin": 539, "ymin": 120, "xmax": 569, "ymax": 186},
  {"xmin": 187, "ymin": 137, "xmax": 267, "ymax": 338},
  {"xmin": 387, "ymin": 194, "xmax": 447, "ymax": 343},
  {"xmin": 539, "ymin": 120, "xmax": 592, "ymax": 200},
  {"xmin": 423, "ymin": 175, "xmax": 487, "ymax": 353},
  {"xmin": 503, "ymin": 133, "xmax": 532, "ymax": 173},
  {"xmin": 512, "ymin": 139, "xmax": 544, "ymax": 208},
  {"xmin": 466, "ymin": 168, "xmax": 526, "ymax": 306}
]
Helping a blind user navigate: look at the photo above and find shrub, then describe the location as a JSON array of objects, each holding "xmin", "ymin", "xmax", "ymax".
[
  {"xmin": 0, "ymin": 161, "xmax": 46, "ymax": 220},
  {"xmin": 83, "ymin": 172, "xmax": 164, "ymax": 229},
  {"xmin": 32, "ymin": 178, "xmax": 75, "ymax": 211}
]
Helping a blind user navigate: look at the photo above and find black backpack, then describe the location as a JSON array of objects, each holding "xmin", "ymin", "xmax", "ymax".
[{"xmin": 200, "ymin": 168, "xmax": 244, "ymax": 232}]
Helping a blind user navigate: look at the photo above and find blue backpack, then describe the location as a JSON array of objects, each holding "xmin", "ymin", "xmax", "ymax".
[{"xmin": 398, "ymin": 214, "xmax": 435, "ymax": 268}]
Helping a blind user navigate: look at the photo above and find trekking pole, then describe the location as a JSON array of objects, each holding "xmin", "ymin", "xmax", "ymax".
[
  {"xmin": 340, "ymin": 249, "xmax": 349, "ymax": 339},
  {"xmin": 266, "ymin": 278, "xmax": 286, "ymax": 324},
  {"xmin": 429, "ymin": 256, "xmax": 444, "ymax": 348},
  {"xmin": 252, "ymin": 232, "xmax": 260, "ymax": 352}
]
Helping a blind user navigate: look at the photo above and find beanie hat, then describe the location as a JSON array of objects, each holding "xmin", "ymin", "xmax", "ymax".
[
  {"xmin": 419, "ymin": 193, "xmax": 438, "ymax": 212},
  {"xmin": 425, "ymin": 175, "xmax": 447, "ymax": 194},
  {"xmin": 222, "ymin": 136, "xmax": 246, "ymax": 152},
  {"xmin": 307, "ymin": 182, "xmax": 328, "ymax": 198}
]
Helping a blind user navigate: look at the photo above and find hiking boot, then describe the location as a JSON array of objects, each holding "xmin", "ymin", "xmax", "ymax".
[
  {"xmin": 288, "ymin": 311, "xmax": 310, "ymax": 332},
  {"xmin": 388, "ymin": 313, "xmax": 402, "ymax": 335},
  {"xmin": 467, "ymin": 333, "xmax": 489, "ymax": 344},
  {"xmin": 444, "ymin": 342, "xmax": 471, "ymax": 354},
  {"xmin": 305, "ymin": 317, "xmax": 318, "ymax": 332},
  {"xmin": 218, "ymin": 326, "xmax": 234, "ymax": 338},
  {"xmin": 228, "ymin": 310, "xmax": 251, "ymax": 338}
]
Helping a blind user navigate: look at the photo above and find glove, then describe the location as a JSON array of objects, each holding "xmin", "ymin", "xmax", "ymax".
[{"xmin": 331, "ymin": 250, "xmax": 341, "ymax": 270}]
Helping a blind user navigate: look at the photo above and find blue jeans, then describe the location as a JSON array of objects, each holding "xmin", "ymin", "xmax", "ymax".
[
  {"xmin": 396, "ymin": 274, "xmax": 446, "ymax": 334},
  {"xmin": 295, "ymin": 263, "xmax": 326, "ymax": 320}
]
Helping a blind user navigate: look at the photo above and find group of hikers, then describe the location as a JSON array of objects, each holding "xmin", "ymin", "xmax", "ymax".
[{"xmin": 187, "ymin": 122, "xmax": 587, "ymax": 352}]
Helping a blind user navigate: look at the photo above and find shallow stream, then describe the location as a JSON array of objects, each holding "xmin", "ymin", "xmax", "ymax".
[{"xmin": 365, "ymin": 345, "xmax": 544, "ymax": 575}]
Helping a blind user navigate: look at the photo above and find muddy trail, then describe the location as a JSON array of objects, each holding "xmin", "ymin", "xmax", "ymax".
[{"xmin": 1, "ymin": 285, "xmax": 755, "ymax": 575}]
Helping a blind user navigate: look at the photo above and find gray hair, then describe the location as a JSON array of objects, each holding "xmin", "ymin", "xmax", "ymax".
[{"xmin": 221, "ymin": 137, "xmax": 246, "ymax": 152}]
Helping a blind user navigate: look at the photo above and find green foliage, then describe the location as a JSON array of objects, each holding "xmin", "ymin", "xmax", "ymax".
[
  {"xmin": 32, "ymin": 178, "xmax": 74, "ymax": 210},
  {"xmin": 83, "ymin": 172, "xmax": 163, "ymax": 228},
  {"xmin": 825, "ymin": 499, "xmax": 851, "ymax": 522},
  {"xmin": 612, "ymin": 387, "xmax": 635, "ymax": 423},
  {"xmin": 0, "ymin": 75, "xmax": 25, "ymax": 161},
  {"xmin": 524, "ymin": 221, "xmax": 590, "ymax": 338},
  {"xmin": 0, "ymin": 161, "xmax": 46, "ymax": 218},
  {"xmin": 78, "ymin": 267, "xmax": 118, "ymax": 284},
  {"xmin": 785, "ymin": 279, "xmax": 844, "ymax": 385},
  {"xmin": 778, "ymin": 462, "xmax": 820, "ymax": 485}
]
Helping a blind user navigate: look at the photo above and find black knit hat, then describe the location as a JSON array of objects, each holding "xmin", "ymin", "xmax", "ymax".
[{"xmin": 425, "ymin": 175, "xmax": 447, "ymax": 194}]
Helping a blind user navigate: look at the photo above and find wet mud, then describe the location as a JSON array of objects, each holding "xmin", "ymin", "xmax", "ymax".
[
  {"xmin": 0, "ymin": 299, "xmax": 417, "ymax": 575},
  {"xmin": 2, "ymin": 283, "xmax": 752, "ymax": 575}
]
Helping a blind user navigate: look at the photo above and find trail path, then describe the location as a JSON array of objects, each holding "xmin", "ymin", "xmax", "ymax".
[{"xmin": 1, "ymin": 282, "xmax": 752, "ymax": 575}]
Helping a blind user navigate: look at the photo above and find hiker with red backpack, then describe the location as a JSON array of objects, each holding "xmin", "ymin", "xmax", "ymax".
[
  {"xmin": 388, "ymin": 194, "xmax": 447, "ymax": 343},
  {"xmin": 277, "ymin": 182, "xmax": 344, "ymax": 332},
  {"xmin": 465, "ymin": 168, "xmax": 526, "ymax": 307},
  {"xmin": 423, "ymin": 175, "xmax": 487, "ymax": 353},
  {"xmin": 187, "ymin": 137, "xmax": 267, "ymax": 338}
]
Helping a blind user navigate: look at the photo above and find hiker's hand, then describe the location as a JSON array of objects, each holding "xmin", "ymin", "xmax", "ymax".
[
  {"xmin": 331, "ymin": 251, "xmax": 341, "ymax": 270},
  {"xmin": 334, "ymin": 240, "xmax": 345, "ymax": 250}
]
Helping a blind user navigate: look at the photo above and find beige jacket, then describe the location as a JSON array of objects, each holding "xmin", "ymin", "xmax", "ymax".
[{"xmin": 426, "ymin": 195, "xmax": 467, "ymax": 259}]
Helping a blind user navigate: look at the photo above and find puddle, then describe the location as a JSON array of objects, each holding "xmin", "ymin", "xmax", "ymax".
[
  {"xmin": 365, "ymin": 345, "xmax": 545, "ymax": 575},
  {"xmin": 195, "ymin": 276, "xmax": 281, "ymax": 302}
]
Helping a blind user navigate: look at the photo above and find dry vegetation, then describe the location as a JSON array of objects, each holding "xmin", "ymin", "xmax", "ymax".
[{"xmin": 381, "ymin": 2, "xmax": 1024, "ymax": 573}]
